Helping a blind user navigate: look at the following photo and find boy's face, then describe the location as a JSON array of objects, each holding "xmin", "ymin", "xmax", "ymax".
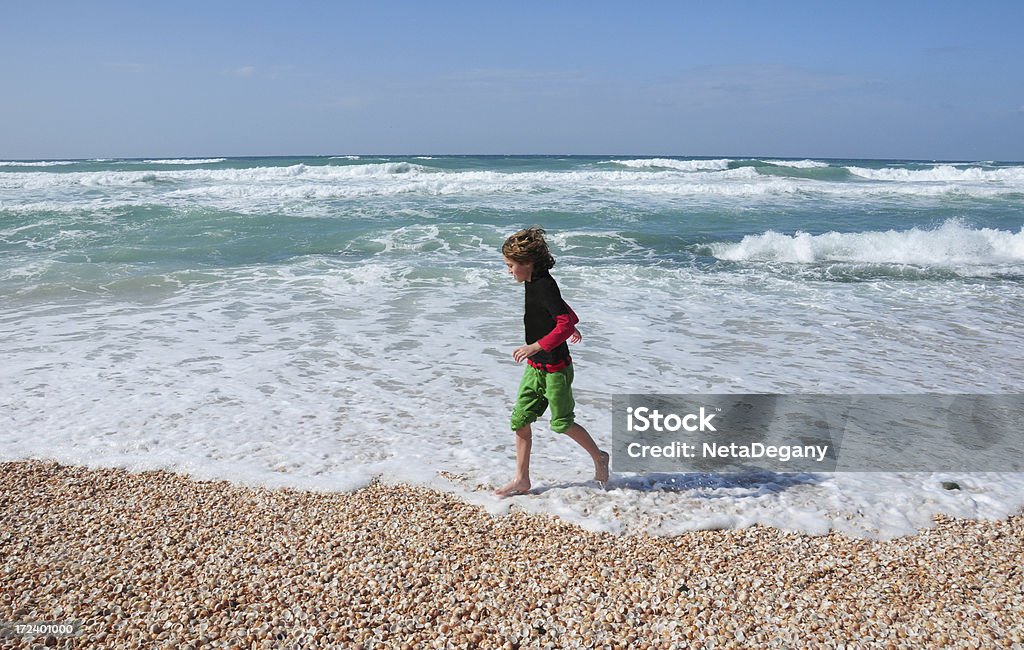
[{"xmin": 504, "ymin": 256, "xmax": 533, "ymax": 283}]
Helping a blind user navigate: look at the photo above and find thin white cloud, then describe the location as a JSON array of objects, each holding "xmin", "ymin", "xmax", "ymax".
[
  {"xmin": 227, "ymin": 65, "xmax": 296, "ymax": 80},
  {"xmin": 229, "ymin": 66, "xmax": 258, "ymax": 78},
  {"xmin": 925, "ymin": 45, "xmax": 970, "ymax": 56},
  {"xmin": 659, "ymin": 64, "xmax": 875, "ymax": 108},
  {"xmin": 371, "ymin": 67, "xmax": 594, "ymax": 104},
  {"xmin": 443, "ymin": 67, "xmax": 588, "ymax": 84},
  {"xmin": 324, "ymin": 95, "xmax": 369, "ymax": 110},
  {"xmin": 105, "ymin": 62, "xmax": 146, "ymax": 73}
]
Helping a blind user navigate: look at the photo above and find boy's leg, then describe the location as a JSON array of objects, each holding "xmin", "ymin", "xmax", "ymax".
[
  {"xmin": 494, "ymin": 424, "xmax": 533, "ymax": 496},
  {"xmin": 563, "ymin": 423, "xmax": 610, "ymax": 485},
  {"xmin": 546, "ymin": 365, "xmax": 610, "ymax": 485},
  {"xmin": 497, "ymin": 367, "xmax": 547, "ymax": 497}
]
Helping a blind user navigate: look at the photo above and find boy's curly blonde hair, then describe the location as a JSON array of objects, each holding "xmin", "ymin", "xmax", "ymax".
[{"xmin": 502, "ymin": 227, "xmax": 556, "ymax": 271}]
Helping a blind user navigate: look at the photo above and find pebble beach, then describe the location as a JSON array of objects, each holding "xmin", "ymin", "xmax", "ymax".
[{"xmin": 1, "ymin": 460, "xmax": 1022, "ymax": 649}]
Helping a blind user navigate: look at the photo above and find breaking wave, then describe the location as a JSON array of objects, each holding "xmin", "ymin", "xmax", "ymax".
[
  {"xmin": 601, "ymin": 158, "xmax": 733, "ymax": 171},
  {"xmin": 761, "ymin": 159, "xmax": 830, "ymax": 168},
  {"xmin": 4, "ymin": 159, "xmax": 1024, "ymax": 216},
  {"xmin": 0, "ymin": 160, "xmax": 77, "ymax": 167},
  {"xmin": 847, "ymin": 165, "xmax": 1024, "ymax": 183},
  {"xmin": 143, "ymin": 158, "xmax": 228, "ymax": 165},
  {"xmin": 710, "ymin": 220, "xmax": 1024, "ymax": 271}
]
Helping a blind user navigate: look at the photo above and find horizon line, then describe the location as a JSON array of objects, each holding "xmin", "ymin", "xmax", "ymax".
[{"xmin": 3, "ymin": 153, "xmax": 1020, "ymax": 164}]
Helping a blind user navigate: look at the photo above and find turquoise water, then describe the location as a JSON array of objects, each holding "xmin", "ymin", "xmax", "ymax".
[
  {"xmin": 2, "ymin": 155, "xmax": 1023, "ymax": 537},
  {"xmin": 2, "ymin": 155, "xmax": 1022, "ymax": 282}
]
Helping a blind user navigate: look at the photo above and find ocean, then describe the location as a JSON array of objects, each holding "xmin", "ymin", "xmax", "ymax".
[{"xmin": 2, "ymin": 154, "xmax": 1022, "ymax": 538}]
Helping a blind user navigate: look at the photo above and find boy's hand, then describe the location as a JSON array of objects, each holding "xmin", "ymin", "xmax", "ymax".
[
  {"xmin": 569, "ymin": 327, "xmax": 582, "ymax": 344},
  {"xmin": 512, "ymin": 342, "xmax": 543, "ymax": 363}
]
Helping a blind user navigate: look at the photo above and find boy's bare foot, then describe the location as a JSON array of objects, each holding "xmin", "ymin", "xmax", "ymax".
[
  {"xmin": 495, "ymin": 478, "xmax": 531, "ymax": 497},
  {"xmin": 595, "ymin": 450, "xmax": 610, "ymax": 486}
]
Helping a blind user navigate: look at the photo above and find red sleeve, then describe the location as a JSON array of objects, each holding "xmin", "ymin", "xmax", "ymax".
[{"xmin": 537, "ymin": 307, "xmax": 579, "ymax": 351}]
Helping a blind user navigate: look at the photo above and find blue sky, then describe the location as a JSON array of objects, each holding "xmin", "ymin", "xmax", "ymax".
[{"xmin": 2, "ymin": 1, "xmax": 1022, "ymax": 160}]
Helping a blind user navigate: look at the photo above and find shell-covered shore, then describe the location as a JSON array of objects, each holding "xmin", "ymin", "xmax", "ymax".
[{"xmin": 1, "ymin": 460, "xmax": 1021, "ymax": 649}]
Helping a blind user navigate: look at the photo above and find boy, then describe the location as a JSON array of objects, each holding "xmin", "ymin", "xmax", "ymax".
[{"xmin": 495, "ymin": 227, "xmax": 610, "ymax": 497}]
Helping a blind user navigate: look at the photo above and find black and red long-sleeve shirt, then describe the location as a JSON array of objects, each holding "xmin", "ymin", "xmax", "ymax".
[{"xmin": 524, "ymin": 268, "xmax": 579, "ymax": 372}]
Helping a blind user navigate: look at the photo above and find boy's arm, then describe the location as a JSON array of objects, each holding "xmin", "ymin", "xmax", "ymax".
[{"xmin": 536, "ymin": 306, "xmax": 579, "ymax": 351}]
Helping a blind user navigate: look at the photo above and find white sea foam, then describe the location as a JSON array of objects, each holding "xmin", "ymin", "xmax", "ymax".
[
  {"xmin": 0, "ymin": 162, "xmax": 432, "ymax": 192},
  {"xmin": 4, "ymin": 162, "xmax": 1023, "ymax": 217},
  {"xmin": 711, "ymin": 220, "xmax": 1024, "ymax": 270},
  {"xmin": 0, "ymin": 199, "xmax": 142, "ymax": 214},
  {"xmin": 3, "ymin": 254, "xmax": 1023, "ymax": 538},
  {"xmin": 0, "ymin": 164, "xmax": 809, "ymax": 216},
  {"xmin": 762, "ymin": 159, "xmax": 830, "ymax": 168},
  {"xmin": 602, "ymin": 158, "xmax": 733, "ymax": 171},
  {"xmin": 0, "ymin": 160, "xmax": 77, "ymax": 167},
  {"xmin": 847, "ymin": 164, "xmax": 1024, "ymax": 183},
  {"xmin": 143, "ymin": 158, "xmax": 228, "ymax": 165}
]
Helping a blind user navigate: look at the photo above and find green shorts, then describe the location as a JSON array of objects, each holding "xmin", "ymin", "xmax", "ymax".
[{"xmin": 510, "ymin": 364, "xmax": 575, "ymax": 434}]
